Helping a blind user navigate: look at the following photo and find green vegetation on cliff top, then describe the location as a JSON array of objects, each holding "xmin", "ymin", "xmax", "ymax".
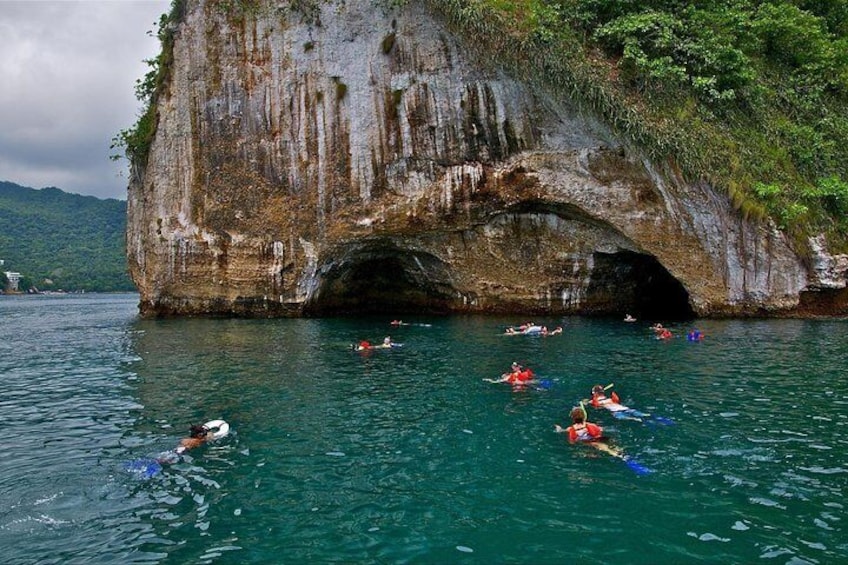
[{"xmin": 115, "ymin": 0, "xmax": 848, "ymax": 252}]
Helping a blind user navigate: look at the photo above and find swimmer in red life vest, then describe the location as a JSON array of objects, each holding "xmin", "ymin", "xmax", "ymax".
[
  {"xmin": 554, "ymin": 406, "xmax": 625, "ymax": 458},
  {"xmin": 652, "ymin": 323, "xmax": 672, "ymax": 340},
  {"xmin": 355, "ymin": 337, "xmax": 401, "ymax": 351},
  {"xmin": 555, "ymin": 406, "xmax": 654, "ymax": 474},
  {"xmin": 483, "ymin": 362, "xmax": 535, "ymax": 385},
  {"xmin": 555, "ymin": 406, "xmax": 604, "ymax": 442}
]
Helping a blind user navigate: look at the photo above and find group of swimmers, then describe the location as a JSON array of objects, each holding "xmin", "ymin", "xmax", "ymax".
[
  {"xmin": 554, "ymin": 383, "xmax": 668, "ymax": 465},
  {"xmin": 355, "ymin": 336, "xmax": 400, "ymax": 350},
  {"xmin": 503, "ymin": 322, "xmax": 563, "ymax": 336},
  {"xmin": 390, "ymin": 320, "xmax": 433, "ymax": 327},
  {"xmin": 481, "ymin": 355, "xmax": 670, "ymax": 467},
  {"xmin": 652, "ymin": 322, "xmax": 706, "ymax": 341},
  {"xmin": 353, "ymin": 318, "xmax": 679, "ymax": 469},
  {"xmin": 483, "ymin": 366, "xmax": 658, "ymax": 463}
]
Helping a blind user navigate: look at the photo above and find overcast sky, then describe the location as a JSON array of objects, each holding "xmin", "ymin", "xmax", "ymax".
[{"xmin": 0, "ymin": 0, "xmax": 171, "ymax": 200}]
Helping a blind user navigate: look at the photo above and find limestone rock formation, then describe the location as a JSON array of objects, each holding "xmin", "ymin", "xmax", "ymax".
[{"xmin": 127, "ymin": 0, "xmax": 847, "ymax": 317}]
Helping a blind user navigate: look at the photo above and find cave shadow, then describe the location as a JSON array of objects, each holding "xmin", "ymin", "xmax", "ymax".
[
  {"xmin": 585, "ymin": 250, "xmax": 695, "ymax": 321},
  {"xmin": 303, "ymin": 241, "xmax": 694, "ymax": 320},
  {"xmin": 303, "ymin": 243, "xmax": 461, "ymax": 316}
]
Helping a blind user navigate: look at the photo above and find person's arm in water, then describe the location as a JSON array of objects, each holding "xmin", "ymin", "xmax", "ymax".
[
  {"xmin": 483, "ymin": 374, "xmax": 510, "ymax": 383},
  {"xmin": 484, "ymin": 364, "xmax": 522, "ymax": 383}
]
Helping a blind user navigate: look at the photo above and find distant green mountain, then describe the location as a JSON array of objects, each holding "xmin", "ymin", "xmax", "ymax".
[{"xmin": 0, "ymin": 181, "xmax": 135, "ymax": 292}]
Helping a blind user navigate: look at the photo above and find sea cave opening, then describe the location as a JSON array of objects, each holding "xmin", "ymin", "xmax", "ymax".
[
  {"xmin": 586, "ymin": 250, "xmax": 695, "ymax": 320},
  {"xmin": 302, "ymin": 241, "xmax": 694, "ymax": 319},
  {"xmin": 303, "ymin": 246, "xmax": 460, "ymax": 316}
]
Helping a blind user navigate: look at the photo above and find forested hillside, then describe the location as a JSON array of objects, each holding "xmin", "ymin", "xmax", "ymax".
[
  {"xmin": 426, "ymin": 0, "xmax": 848, "ymax": 250},
  {"xmin": 0, "ymin": 181, "xmax": 134, "ymax": 292}
]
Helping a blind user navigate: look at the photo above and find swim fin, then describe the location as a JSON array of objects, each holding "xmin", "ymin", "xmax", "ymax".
[
  {"xmin": 624, "ymin": 457, "xmax": 653, "ymax": 476},
  {"xmin": 124, "ymin": 458, "xmax": 162, "ymax": 478}
]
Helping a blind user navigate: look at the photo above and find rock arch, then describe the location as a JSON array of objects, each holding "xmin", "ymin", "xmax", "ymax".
[{"xmin": 300, "ymin": 205, "xmax": 696, "ymax": 319}]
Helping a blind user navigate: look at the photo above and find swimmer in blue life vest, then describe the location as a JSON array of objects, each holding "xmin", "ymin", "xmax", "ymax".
[
  {"xmin": 686, "ymin": 329, "xmax": 705, "ymax": 341},
  {"xmin": 589, "ymin": 385, "xmax": 673, "ymax": 425}
]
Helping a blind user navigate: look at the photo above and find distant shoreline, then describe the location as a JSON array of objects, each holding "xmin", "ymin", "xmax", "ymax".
[{"xmin": 0, "ymin": 290, "xmax": 138, "ymax": 296}]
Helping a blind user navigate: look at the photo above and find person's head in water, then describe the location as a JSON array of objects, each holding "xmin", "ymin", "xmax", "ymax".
[
  {"xmin": 570, "ymin": 407, "xmax": 586, "ymax": 423},
  {"xmin": 189, "ymin": 424, "xmax": 208, "ymax": 438},
  {"xmin": 592, "ymin": 385, "xmax": 605, "ymax": 396},
  {"xmin": 384, "ymin": 336, "xmax": 392, "ymax": 345}
]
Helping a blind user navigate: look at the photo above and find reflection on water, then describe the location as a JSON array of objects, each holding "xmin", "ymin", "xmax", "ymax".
[{"xmin": 0, "ymin": 296, "xmax": 846, "ymax": 564}]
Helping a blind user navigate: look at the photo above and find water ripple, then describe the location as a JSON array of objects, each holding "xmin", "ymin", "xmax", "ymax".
[{"xmin": 1, "ymin": 303, "xmax": 847, "ymax": 563}]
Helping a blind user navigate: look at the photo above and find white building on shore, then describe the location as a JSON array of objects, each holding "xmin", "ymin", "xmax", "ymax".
[{"xmin": 4, "ymin": 270, "xmax": 22, "ymax": 291}]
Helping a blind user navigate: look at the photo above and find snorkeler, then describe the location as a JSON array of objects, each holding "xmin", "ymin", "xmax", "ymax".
[
  {"xmin": 554, "ymin": 406, "xmax": 651, "ymax": 474},
  {"xmin": 483, "ymin": 362, "xmax": 534, "ymax": 385},
  {"xmin": 152, "ymin": 422, "xmax": 225, "ymax": 465},
  {"xmin": 555, "ymin": 406, "xmax": 605, "ymax": 443},
  {"xmin": 175, "ymin": 424, "xmax": 213, "ymax": 454},
  {"xmin": 588, "ymin": 385, "xmax": 673, "ymax": 425},
  {"xmin": 652, "ymin": 323, "xmax": 672, "ymax": 340},
  {"xmin": 589, "ymin": 385, "xmax": 650, "ymax": 421},
  {"xmin": 554, "ymin": 407, "xmax": 626, "ymax": 458}
]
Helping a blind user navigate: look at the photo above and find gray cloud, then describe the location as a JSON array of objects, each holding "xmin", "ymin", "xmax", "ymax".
[{"xmin": 0, "ymin": 0, "xmax": 170, "ymax": 200}]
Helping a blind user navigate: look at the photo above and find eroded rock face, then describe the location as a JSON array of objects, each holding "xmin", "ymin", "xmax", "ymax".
[{"xmin": 127, "ymin": 0, "xmax": 841, "ymax": 318}]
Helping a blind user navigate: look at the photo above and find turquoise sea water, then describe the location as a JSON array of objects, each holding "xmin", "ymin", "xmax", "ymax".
[{"xmin": 0, "ymin": 294, "xmax": 846, "ymax": 564}]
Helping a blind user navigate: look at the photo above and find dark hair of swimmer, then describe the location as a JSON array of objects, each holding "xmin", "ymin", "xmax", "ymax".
[
  {"xmin": 592, "ymin": 385, "xmax": 604, "ymax": 395},
  {"xmin": 570, "ymin": 407, "xmax": 586, "ymax": 423},
  {"xmin": 189, "ymin": 424, "xmax": 208, "ymax": 438}
]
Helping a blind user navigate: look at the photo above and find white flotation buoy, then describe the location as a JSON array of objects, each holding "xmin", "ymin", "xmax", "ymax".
[{"xmin": 203, "ymin": 419, "xmax": 230, "ymax": 440}]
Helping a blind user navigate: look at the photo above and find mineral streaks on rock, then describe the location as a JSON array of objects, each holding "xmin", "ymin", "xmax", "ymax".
[{"xmin": 127, "ymin": 0, "xmax": 825, "ymax": 318}]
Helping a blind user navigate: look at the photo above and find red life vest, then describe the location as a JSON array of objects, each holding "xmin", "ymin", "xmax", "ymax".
[{"xmin": 567, "ymin": 422, "xmax": 603, "ymax": 442}]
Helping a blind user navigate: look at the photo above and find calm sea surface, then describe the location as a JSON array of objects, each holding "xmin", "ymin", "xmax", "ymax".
[{"xmin": 0, "ymin": 294, "xmax": 846, "ymax": 564}]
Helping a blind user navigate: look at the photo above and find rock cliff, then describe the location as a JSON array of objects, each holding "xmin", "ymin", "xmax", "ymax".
[{"xmin": 127, "ymin": 0, "xmax": 848, "ymax": 317}]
